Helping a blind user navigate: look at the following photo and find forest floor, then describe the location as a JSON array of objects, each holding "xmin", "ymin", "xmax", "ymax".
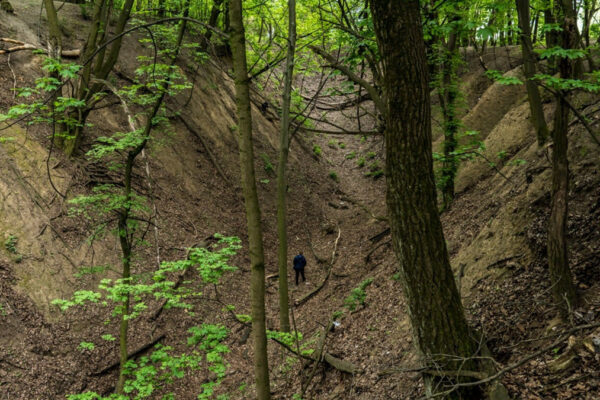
[{"xmin": 1, "ymin": 2, "xmax": 600, "ymax": 399}]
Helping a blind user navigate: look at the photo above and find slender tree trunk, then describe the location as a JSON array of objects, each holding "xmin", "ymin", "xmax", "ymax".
[
  {"xmin": 114, "ymin": 6, "xmax": 189, "ymax": 392},
  {"xmin": 43, "ymin": 0, "xmax": 63, "ymax": 145},
  {"xmin": 116, "ymin": 212, "xmax": 132, "ymax": 394},
  {"xmin": 532, "ymin": 11, "xmax": 540, "ymax": 44},
  {"xmin": 516, "ymin": 0, "xmax": 549, "ymax": 146},
  {"xmin": 547, "ymin": 0, "xmax": 578, "ymax": 318},
  {"xmin": 370, "ymin": 1, "xmax": 489, "ymax": 397},
  {"xmin": 43, "ymin": 0, "xmax": 62, "ymax": 60},
  {"xmin": 276, "ymin": 0, "xmax": 296, "ymax": 334},
  {"xmin": 438, "ymin": 26, "xmax": 459, "ymax": 210},
  {"xmin": 229, "ymin": 1, "xmax": 271, "ymax": 398},
  {"xmin": 64, "ymin": 0, "xmax": 136, "ymax": 156},
  {"xmin": 204, "ymin": 0, "xmax": 223, "ymax": 43}
]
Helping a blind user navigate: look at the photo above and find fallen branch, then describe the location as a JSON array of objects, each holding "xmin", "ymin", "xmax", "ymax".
[
  {"xmin": 93, "ymin": 333, "xmax": 166, "ymax": 376},
  {"xmin": 0, "ymin": 38, "xmax": 80, "ymax": 57},
  {"xmin": 302, "ymin": 317, "xmax": 334, "ymax": 397},
  {"xmin": 295, "ymin": 227, "xmax": 341, "ymax": 306},
  {"xmin": 270, "ymin": 335, "xmax": 361, "ymax": 375},
  {"xmin": 340, "ymin": 195, "xmax": 387, "ymax": 222},
  {"xmin": 299, "ymin": 126, "xmax": 380, "ymax": 136}
]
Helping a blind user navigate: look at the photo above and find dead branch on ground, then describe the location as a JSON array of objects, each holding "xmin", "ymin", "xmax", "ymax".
[{"xmin": 295, "ymin": 227, "xmax": 341, "ymax": 306}]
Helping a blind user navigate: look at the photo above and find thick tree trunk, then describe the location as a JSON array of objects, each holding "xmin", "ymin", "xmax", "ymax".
[
  {"xmin": 516, "ymin": 0, "xmax": 549, "ymax": 146},
  {"xmin": 229, "ymin": 1, "xmax": 271, "ymax": 398},
  {"xmin": 547, "ymin": 0, "xmax": 578, "ymax": 318},
  {"xmin": 370, "ymin": 1, "xmax": 486, "ymax": 397},
  {"xmin": 276, "ymin": 0, "xmax": 296, "ymax": 333}
]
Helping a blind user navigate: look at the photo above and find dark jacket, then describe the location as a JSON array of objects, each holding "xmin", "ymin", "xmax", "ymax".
[{"xmin": 293, "ymin": 254, "xmax": 306, "ymax": 271}]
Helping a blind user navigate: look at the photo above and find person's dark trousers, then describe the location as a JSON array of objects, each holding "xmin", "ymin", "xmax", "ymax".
[{"xmin": 295, "ymin": 268, "xmax": 305, "ymax": 285}]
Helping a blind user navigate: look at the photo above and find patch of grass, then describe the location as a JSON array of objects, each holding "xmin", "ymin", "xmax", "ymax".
[
  {"xmin": 339, "ymin": 142, "xmax": 346, "ymax": 149},
  {"xmin": 366, "ymin": 151, "xmax": 377, "ymax": 159},
  {"xmin": 345, "ymin": 151, "xmax": 356, "ymax": 160},
  {"xmin": 327, "ymin": 139, "xmax": 338, "ymax": 148},
  {"xmin": 357, "ymin": 157, "xmax": 365, "ymax": 168},
  {"xmin": 328, "ymin": 171, "xmax": 339, "ymax": 182}
]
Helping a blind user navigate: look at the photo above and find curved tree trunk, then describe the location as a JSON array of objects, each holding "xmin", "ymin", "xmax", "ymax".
[{"xmin": 229, "ymin": 0, "xmax": 271, "ymax": 398}]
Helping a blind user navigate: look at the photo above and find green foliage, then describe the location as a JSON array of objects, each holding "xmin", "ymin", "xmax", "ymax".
[
  {"xmin": 327, "ymin": 139, "xmax": 337, "ymax": 148},
  {"xmin": 235, "ymin": 313, "xmax": 252, "ymax": 324},
  {"xmin": 357, "ymin": 157, "xmax": 365, "ymax": 168},
  {"xmin": 78, "ymin": 341, "xmax": 95, "ymax": 351},
  {"xmin": 537, "ymin": 47, "xmax": 587, "ymax": 60},
  {"xmin": 366, "ymin": 151, "xmax": 376, "ymax": 159},
  {"xmin": 266, "ymin": 330, "xmax": 303, "ymax": 348},
  {"xmin": 339, "ymin": 142, "xmax": 346, "ymax": 149},
  {"xmin": 485, "ymin": 70, "xmax": 523, "ymax": 86},
  {"xmin": 344, "ymin": 278, "xmax": 374, "ymax": 312},
  {"xmin": 53, "ymin": 234, "xmax": 240, "ymax": 317},
  {"xmin": 328, "ymin": 170, "xmax": 339, "ymax": 182},
  {"xmin": 75, "ymin": 265, "xmax": 112, "ymax": 278},
  {"xmin": 533, "ymin": 74, "xmax": 600, "ymax": 92},
  {"xmin": 4, "ymin": 234, "xmax": 17, "ymax": 254},
  {"xmin": 0, "ymin": 58, "xmax": 85, "ymax": 135},
  {"xmin": 364, "ymin": 161, "xmax": 383, "ymax": 179},
  {"xmin": 260, "ymin": 153, "xmax": 274, "ymax": 174},
  {"xmin": 433, "ymin": 130, "xmax": 484, "ymax": 190},
  {"xmin": 345, "ymin": 151, "xmax": 356, "ymax": 159},
  {"xmin": 312, "ymin": 145, "xmax": 322, "ymax": 157}
]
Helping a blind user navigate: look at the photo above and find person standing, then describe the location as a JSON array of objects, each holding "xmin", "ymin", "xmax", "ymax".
[{"xmin": 293, "ymin": 253, "xmax": 306, "ymax": 285}]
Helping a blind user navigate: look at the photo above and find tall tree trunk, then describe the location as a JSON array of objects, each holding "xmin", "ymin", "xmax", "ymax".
[
  {"xmin": 204, "ymin": 0, "xmax": 224, "ymax": 43},
  {"xmin": 114, "ymin": 6, "xmax": 189, "ymax": 392},
  {"xmin": 229, "ymin": 0, "xmax": 271, "ymax": 398},
  {"xmin": 43, "ymin": 0, "xmax": 62, "ymax": 60},
  {"xmin": 276, "ymin": 0, "xmax": 296, "ymax": 334},
  {"xmin": 547, "ymin": 0, "xmax": 578, "ymax": 318},
  {"xmin": 516, "ymin": 0, "xmax": 549, "ymax": 146},
  {"xmin": 43, "ymin": 0, "xmax": 63, "ymax": 145},
  {"xmin": 370, "ymin": 1, "xmax": 491, "ymax": 398},
  {"xmin": 438, "ymin": 26, "xmax": 459, "ymax": 210}
]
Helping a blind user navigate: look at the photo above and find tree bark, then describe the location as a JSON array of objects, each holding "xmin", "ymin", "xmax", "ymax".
[
  {"xmin": 438, "ymin": 22, "xmax": 459, "ymax": 210},
  {"xmin": 547, "ymin": 0, "xmax": 578, "ymax": 318},
  {"xmin": 276, "ymin": 0, "xmax": 296, "ymax": 333},
  {"xmin": 516, "ymin": 0, "xmax": 549, "ymax": 146},
  {"xmin": 229, "ymin": 0, "xmax": 271, "ymax": 398},
  {"xmin": 370, "ymin": 1, "xmax": 487, "ymax": 397}
]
